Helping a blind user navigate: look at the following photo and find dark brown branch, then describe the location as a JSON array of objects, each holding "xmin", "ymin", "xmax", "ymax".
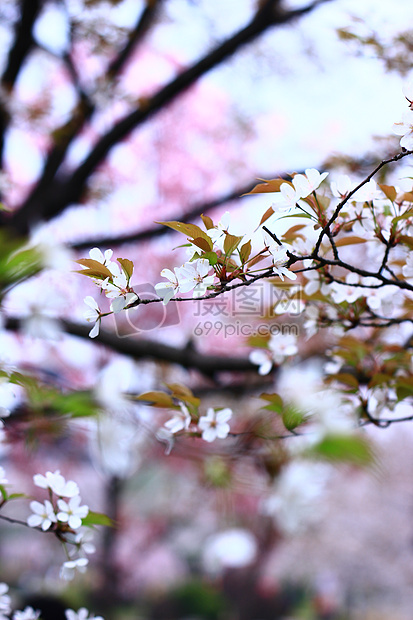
[
  {"xmin": 0, "ymin": 0, "xmax": 43, "ymax": 175},
  {"xmin": 4, "ymin": 317, "xmax": 256, "ymax": 376},
  {"xmin": 4, "ymin": 0, "xmax": 332, "ymax": 234},
  {"xmin": 2, "ymin": 0, "xmax": 165, "ymax": 235}
]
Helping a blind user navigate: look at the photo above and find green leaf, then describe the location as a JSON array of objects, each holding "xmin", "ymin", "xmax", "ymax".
[
  {"xmin": 282, "ymin": 406, "xmax": 306, "ymax": 431},
  {"xmin": 117, "ymin": 258, "xmax": 134, "ymax": 280},
  {"xmin": 334, "ymin": 236, "xmax": 367, "ymax": 247},
  {"xmin": 192, "ymin": 236, "xmax": 213, "ymax": 253},
  {"xmin": 378, "ymin": 184, "xmax": 397, "ymax": 202},
  {"xmin": 307, "ymin": 434, "xmax": 375, "ymax": 466},
  {"xmin": 134, "ymin": 391, "xmax": 175, "ymax": 408},
  {"xmin": 202, "ymin": 251, "xmax": 219, "ymax": 265},
  {"xmin": 0, "ymin": 485, "xmax": 7, "ymax": 502},
  {"xmin": 200, "ymin": 214, "xmax": 214, "ymax": 230},
  {"xmin": 223, "ymin": 233, "xmax": 243, "ymax": 256},
  {"xmin": 157, "ymin": 221, "xmax": 212, "ymax": 249},
  {"xmin": 82, "ymin": 511, "xmax": 114, "ymax": 527},
  {"xmin": 243, "ymin": 178, "xmax": 292, "ymax": 196},
  {"xmin": 261, "ymin": 393, "xmax": 283, "ymax": 412},
  {"xmin": 76, "ymin": 258, "xmax": 113, "ymax": 279},
  {"xmin": 239, "ymin": 240, "xmax": 252, "ymax": 263},
  {"xmin": 258, "ymin": 206, "xmax": 275, "ymax": 227}
]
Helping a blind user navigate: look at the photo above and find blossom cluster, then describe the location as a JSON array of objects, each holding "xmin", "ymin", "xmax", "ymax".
[
  {"xmin": 80, "ymin": 248, "xmax": 138, "ymax": 338},
  {"xmin": 162, "ymin": 404, "xmax": 233, "ymax": 445},
  {"xmin": 27, "ymin": 470, "xmax": 94, "ymax": 580},
  {"xmin": 0, "ymin": 584, "xmax": 103, "ymax": 620}
]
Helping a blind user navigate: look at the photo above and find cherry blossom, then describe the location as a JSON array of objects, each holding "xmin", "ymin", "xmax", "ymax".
[
  {"xmin": 249, "ymin": 349, "xmax": 273, "ymax": 376},
  {"xmin": 175, "ymin": 259, "xmax": 215, "ymax": 297},
  {"xmin": 271, "ymin": 182, "xmax": 299, "ymax": 212},
  {"xmin": 27, "ymin": 499, "xmax": 57, "ymax": 531},
  {"xmin": 12, "ymin": 607, "xmax": 40, "ymax": 620},
  {"xmin": 57, "ymin": 496, "xmax": 89, "ymax": 529},
  {"xmin": 203, "ymin": 529, "xmax": 257, "ymax": 575},
  {"xmin": 84, "ymin": 296, "xmax": 101, "ymax": 338},
  {"xmin": 392, "ymin": 110, "xmax": 413, "ymax": 149},
  {"xmin": 33, "ymin": 470, "xmax": 79, "ymax": 497},
  {"xmin": 329, "ymin": 274, "xmax": 361, "ymax": 304},
  {"xmin": 330, "ymin": 174, "xmax": 352, "ymax": 198},
  {"xmin": 155, "ymin": 268, "xmax": 180, "ymax": 304},
  {"xmin": 60, "ymin": 558, "xmax": 89, "ymax": 580},
  {"xmin": 402, "ymin": 253, "xmax": 413, "ymax": 280},
  {"xmin": 268, "ymin": 246, "xmax": 297, "ymax": 281},
  {"xmin": 89, "ymin": 247, "xmax": 113, "ymax": 266},
  {"xmin": 65, "ymin": 608, "xmax": 104, "ymax": 620},
  {"xmin": 198, "ymin": 408, "xmax": 232, "ymax": 442},
  {"xmin": 262, "ymin": 461, "xmax": 330, "ymax": 535},
  {"xmin": 292, "ymin": 168, "xmax": 329, "ymax": 198},
  {"xmin": 403, "ymin": 81, "xmax": 413, "ymax": 108},
  {"xmin": 164, "ymin": 403, "xmax": 191, "ymax": 434},
  {"xmin": 206, "ymin": 211, "xmax": 231, "ymax": 250},
  {"xmin": 110, "ymin": 291, "xmax": 138, "ymax": 314},
  {"xmin": 0, "ymin": 583, "xmax": 11, "ymax": 618}
]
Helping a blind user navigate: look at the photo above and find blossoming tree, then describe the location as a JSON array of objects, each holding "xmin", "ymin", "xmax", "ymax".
[{"xmin": 1, "ymin": 0, "xmax": 413, "ymax": 617}]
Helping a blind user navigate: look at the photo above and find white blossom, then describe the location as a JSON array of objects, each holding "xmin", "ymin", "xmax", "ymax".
[
  {"xmin": 393, "ymin": 109, "xmax": 413, "ymax": 149},
  {"xmin": 329, "ymin": 273, "xmax": 361, "ymax": 304},
  {"xmin": 207, "ymin": 211, "xmax": 231, "ymax": 250},
  {"xmin": 198, "ymin": 408, "xmax": 232, "ymax": 442},
  {"xmin": 268, "ymin": 332, "xmax": 298, "ymax": 364},
  {"xmin": 84, "ymin": 296, "xmax": 101, "ymax": 338},
  {"xmin": 0, "ymin": 467, "xmax": 7, "ymax": 485},
  {"xmin": 262, "ymin": 461, "xmax": 330, "ymax": 535},
  {"xmin": 27, "ymin": 499, "xmax": 57, "ymax": 531},
  {"xmin": 33, "ymin": 470, "xmax": 79, "ymax": 497},
  {"xmin": 292, "ymin": 168, "xmax": 329, "ymax": 198},
  {"xmin": 57, "ymin": 496, "xmax": 89, "ymax": 529},
  {"xmin": 271, "ymin": 182, "xmax": 299, "ymax": 212},
  {"xmin": 330, "ymin": 174, "xmax": 352, "ymax": 198},
  {"xmin": 175, "ymin": 259, "xmax": 215, "ymax": 297},
  {"xmin": 60, "ymin": 558, "xmax": 89, "ymax": 580},
  {"xmin": 0, "ymin": 583, "xmax": 11, "ymax": 617},
  {"xmin": 249, "ymin": 349, "xmax": 273, "ymax": 376},
  {"xmin": 75, "ymin": 530, "xmax": 96, "ymax": 556},
  {"xmin": 65, "ymin": 607, "xmax": 104, "ymax": 620},
  {"xmin": 155, "ymin": 268, "xmax": 180, "ymax": 305},
  {"xmin": 203, "ymin": 529, "xmax": 257, "ymax": 575},
  {"xmin": 164, "ymin": 403, "xmax": 191, "ymax": 434},
  {"xmin": 89, "ymin": 247, "xmax": 113, "ymax": 266},
  {"xmin": 13, "ymin": 607, "xmax": 41, "ymax": 620}
]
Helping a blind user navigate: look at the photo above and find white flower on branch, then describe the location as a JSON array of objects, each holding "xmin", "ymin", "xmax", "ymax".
[
  {"xmin": 292, "ymin": 168, "xmax": 329, "ymax": 198},
  {"xmin": 393, "ymin": 110, "xmax": 413, "ymax": 149},
  {"xmin": 155, "ymin": 268, "xmax": 180, "ymax": 305},
  {"xmin": 271, "ymin": 182, "xmax": 299, "ymax": 212},
  {"xmin": 83, "ymin": 296, "xmax": 101, "ymax": 338},
  {"xmin": 60, "ymin": 558, "xmax": 88, "ymax": 581},
  {"xmin": 27, "ymin": 499, "xmax": 57, "ymax": 531},
  {"xmin": 175, "ymin": 259, "xmax": 215, "ymax": 297},
  {"xmin": 198, "ymin": 408, "xmax": 232, "ymax": 442},
  {"xmin": 57, "ymin": 496, "xmax": 89, "ymax": 530},
  {"xmin": 330, "ymin": 174, "xmax": 352, "ymax": 198},
  {"xmin": 164, "ymin": 403, "xmax": 191, "ymax": 434},
  {"xmin": 33, "ymin": 470, "xmax": 79, "ymax": 497}
]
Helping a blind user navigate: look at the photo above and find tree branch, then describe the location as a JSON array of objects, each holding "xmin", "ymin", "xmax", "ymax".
[
  {"xmin": 4, "ymin": 316, "xmax": 256, "ymax": 376},
  {"xmin": 4, "ymin": 0, "xmax": 332, "ymax": 234}
]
